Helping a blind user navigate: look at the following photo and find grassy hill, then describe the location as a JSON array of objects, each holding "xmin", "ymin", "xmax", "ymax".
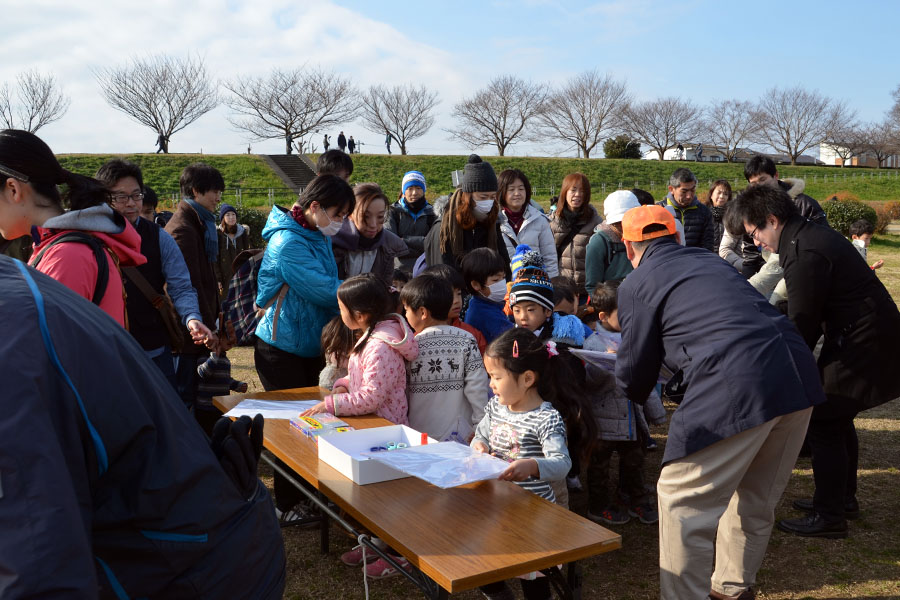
[{"xmin": 57, "ymin": 153, "xmax": 900, "ymax": 208}]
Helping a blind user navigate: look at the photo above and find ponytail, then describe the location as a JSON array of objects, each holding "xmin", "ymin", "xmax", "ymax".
[{"xmin": 60, "ymin": 169, "xmax": 110, "ymax": 211}]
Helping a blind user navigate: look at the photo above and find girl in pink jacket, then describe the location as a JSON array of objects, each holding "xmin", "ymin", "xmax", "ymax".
[{"xmin": 302, "ymin": 274, "xmax": 418, "ymax": 424}]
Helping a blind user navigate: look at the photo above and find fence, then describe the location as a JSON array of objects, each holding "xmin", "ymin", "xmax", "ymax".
[{"xmin": 156, "ymin": 187, "xmax": 299, "ymax": 211}]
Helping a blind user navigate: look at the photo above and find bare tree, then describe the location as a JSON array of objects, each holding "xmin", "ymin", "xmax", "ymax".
[
  {"xmin": 447, "ymin": 75, "xmax": 546, "ymax": 156},
  {"xmin": 620, "ymin": 97, "xmax": 701, "ymax": 161},
  {"xmin": 95, "ymin": 55, "xmax": 219, "ymax": 153},
  {"xmin": 753, "ymin": 87, "xmax": 854, "ymax": 166},
  {"xmin": 821, "ymin": 119, "xmax": 864, "ymax": 167},
  {"xmin": 225, "ymin": 67, "xmax": 359, "ymax": 154},
  {"xmin": 701, "ymin": 99, "xmax": 758, "ymax": 162},
  {"xmin": 890, "ymin": 84, "xmax": 900, "ymax": 126},
  {"xmin": 538, "ymin": 70, "xmax": 629, "ymax": 159},
  {"xmin": 859, "ymin": 120, "xmax": 899, "ymax": 168},
  {"xmin": 0, "ymin": 70, "xmax": 70, "ymax": 133},
  {"xmin": 359, "ymin": 84, "xmax": 439, "ymax": 155}
]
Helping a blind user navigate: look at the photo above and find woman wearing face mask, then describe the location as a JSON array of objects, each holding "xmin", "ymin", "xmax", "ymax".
[
  {"xmin": 496, "ymin": 169, "xmax": 558, "ymax": 277},
  {"xmin": 550, "ymin": 173, "xmax": 602, "ymax": 298},
  {"xmin": 214, "ymin": 204, "xmax": 251, "ymax": 295},
  {"xmin": 331, "ymin": 182, "xmax": 408, "ymax": 286},
  {"xmin": 424, "ymin": 154, "xmax": 512, "ymax": 279}
]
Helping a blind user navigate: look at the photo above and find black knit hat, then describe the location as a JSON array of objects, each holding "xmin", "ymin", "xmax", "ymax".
[
  {"xmin": 509, "ymin": 267, "xmax": 555, "ymax": 312},
  {"xmin": 461, "ymin": 154, "xmax": 498, "ymax": 193}
]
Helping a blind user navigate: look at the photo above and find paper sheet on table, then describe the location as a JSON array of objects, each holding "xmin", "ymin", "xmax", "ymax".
[
  {"xmin": 363, "ymin": 442, "xmax": 510, "ymax": 488},
  {"xmin": 224, "ymin": 399, "xmax": 320, "ymax": 419},
  {"xmin": 569, "ymin": 348, "xmax": 671, "ymax": 385}
]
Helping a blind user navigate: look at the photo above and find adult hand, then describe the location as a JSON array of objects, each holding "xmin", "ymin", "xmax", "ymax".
[
  {"xmin": 471, "ymin": 440, "xmax": 489, "ymax": 454},
  {"xmin": 188, "ymin": 319, "xmax": 214, "ymax": 346},
  {"xmin": 300, "ymin": 401, "xmax": 328, "ymax": 416},
  {"xmin": 498, "ymin": 458, "xmax": 538, "ymax": 482},
  {"xmin": 872, "ymin": 259, "xmax": 884, "ymax": 270}
]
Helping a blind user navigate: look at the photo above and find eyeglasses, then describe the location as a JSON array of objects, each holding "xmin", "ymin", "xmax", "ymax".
[
  {"xmin": 110, "ymin": 192, "xmax": 145, "ymax": 205},
  {"xmin": 747, "ymin": 224, "xmax": 761, "ymax": 240},
  {"xmin": 0, "ymin": 163, "xmax": 30, "ymax": 183}
]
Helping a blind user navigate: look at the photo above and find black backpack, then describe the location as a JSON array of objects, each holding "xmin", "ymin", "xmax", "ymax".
[{"xmin": 30, "ymin": 232, "xmax": 109, "ymax": 305}]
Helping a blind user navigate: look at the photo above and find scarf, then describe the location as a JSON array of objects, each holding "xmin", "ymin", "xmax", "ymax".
[
  {"xmin": 290, "ymin": 205, "xmax": 317, "ymax": 231},
  {"xmin": 356, "ymin": 228, "xmax": 383, "ymax": 250},
  {"xmin": 561, "ymin": 206, "xmax": 581, "ymax": 230},
  {"xmin": 503, "ymin": 205, "xmax": 526, "ymax": 234},
  {"xmin": 401, "ymin": 196, "xmax": 427, "ymax": 219},
  {"xmin": 186, "ymin": 199, "xmax": 218, "ymax": 262},
  {"xmin": 710, "ymin": 206, "xmax": 725, "ymax": 223}
]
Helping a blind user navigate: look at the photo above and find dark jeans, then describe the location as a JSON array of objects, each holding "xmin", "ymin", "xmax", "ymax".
[
  {"xmin": 808, "ymin": 414, "xmax": 859, "ymax": 523},
  {"xmin": 587, "ymin": 439, "xmax": 647, "ymax": 510},
  {"xmin": 254, "ymin": 336, "xmax": 325, "ymax": 511},
  {"xmin": 480, "ymin": 578, "xmax": 551, "ymax": 600},
  {"xmin": 149, "ymin": 347, "xmax": 177, "ymax": 393}
]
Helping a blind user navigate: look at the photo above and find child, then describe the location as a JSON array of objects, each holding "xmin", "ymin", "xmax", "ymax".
[
  {"xmin": 401, "ymin": 274, "xmax": 490, "ymax": 442},
  {"xmin": 302, "ymin": 273, "xmax": 418, "ymax": 424},
  {"xmin": 583, "ymin": 280, "xmax": 666, "ymax": 526},
  {"xmin": 422, "ymin": 263, "xmax": 487, "ymax": 354},
  {"xmin": 849, "ymin": 219, "xmax": 884, "ymax": 270},
  {"xmin": 472, "ymin": 328, "xmax": 571, "ymax": 600},
  {"xmin": 461, "ymin": 247, "xmax": 513, "ymax": 344},
  {"xmin": 391, "ymin": 268, "xmax": 410, "ymax": 292},
  {"xmin": 318, "ymin": 316, "xmax": 355, "ymax": 390}
]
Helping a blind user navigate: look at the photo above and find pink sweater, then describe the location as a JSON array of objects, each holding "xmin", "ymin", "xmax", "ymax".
[{"xmin": 325, "ymin": 315, "xmax": 418, "ymax": 424}]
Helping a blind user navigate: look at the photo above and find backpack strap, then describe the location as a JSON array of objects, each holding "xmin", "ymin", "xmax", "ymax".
[{"xmin": 30, "ymin": 232, "xmax": 109, "ymax": 306}]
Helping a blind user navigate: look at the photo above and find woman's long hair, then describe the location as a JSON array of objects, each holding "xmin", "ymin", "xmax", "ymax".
[
  {"xmin": 439, "ymin": 189, "xmax": 500, "ymax": 262},
  {"xmin": 553, "ymin": 173, "xmax": 592, "ymax": 220}
]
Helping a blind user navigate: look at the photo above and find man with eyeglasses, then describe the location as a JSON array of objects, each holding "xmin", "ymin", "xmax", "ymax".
[{"xmin": 95, "ymin": 159, "xmax": 213, "ymax": 392}]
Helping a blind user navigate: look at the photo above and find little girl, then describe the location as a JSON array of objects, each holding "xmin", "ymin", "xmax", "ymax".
[
  {"xmin": 472, "ymin": 327, "xmax": 572, "ymax": 600},
  {"xmin": 317, "ymin": 316, "xmax": 356, "ymax": 390},
  {"xmin": 302, "ymin": 272, "xmax": 419, "ymax": 423}
]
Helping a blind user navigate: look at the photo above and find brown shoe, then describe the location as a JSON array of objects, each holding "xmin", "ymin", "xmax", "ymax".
[{"xmin": 709, "ymin": 588, "xmax": 755, "ymax": 600}]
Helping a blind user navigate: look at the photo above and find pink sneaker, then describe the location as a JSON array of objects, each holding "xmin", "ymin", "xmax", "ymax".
[
  {"xmin": 340, "ymin": 544, "xmax": 374, "ymax": 567},
  {"xmin": 364, "ymin": 556, "xmax": 410, "ymax": 580}
]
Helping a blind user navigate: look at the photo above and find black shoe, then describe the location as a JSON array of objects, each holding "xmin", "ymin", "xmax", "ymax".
[
  {"xmin": 777, "ymin": 512, "xmax": 848, "ymax": 539},
  {"xmin": 792, "ymin": 497, "xmax": 860, "ymax": 520}
]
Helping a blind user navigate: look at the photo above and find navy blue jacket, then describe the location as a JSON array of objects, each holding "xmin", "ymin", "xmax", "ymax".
[
  {"xmin": 464, "ymin": 295, "xmax": 514, "ymax": 344},
  {"xmin": 0, "ymin": 256, "xmax": 285, "ymax": 599},
  {"xmin": 615, "ymin": 239, "xmax": 825, "ymax": 463},
  {"xmin": 659, "ymin": 195, "xmax": 715, "ymax": 251}
]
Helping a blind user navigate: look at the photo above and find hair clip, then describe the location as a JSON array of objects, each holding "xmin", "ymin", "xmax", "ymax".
[
  {"xmin": 512, "ymin": 339, "xmax": 519, "ymax": 358},
  {"xmin": 546, "ymin": 340, "xmax": 559, "ymax": 357}
]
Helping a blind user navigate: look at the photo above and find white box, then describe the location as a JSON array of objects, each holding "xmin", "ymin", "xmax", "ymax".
[{"xmin": 317, "ymin": 425, "xmax": 438, "ymax": 485}]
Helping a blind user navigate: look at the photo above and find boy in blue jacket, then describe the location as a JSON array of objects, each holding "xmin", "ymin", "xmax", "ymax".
[{"xmin": 461, "ymin": 247, "xmax": 512, "ymax": 344}]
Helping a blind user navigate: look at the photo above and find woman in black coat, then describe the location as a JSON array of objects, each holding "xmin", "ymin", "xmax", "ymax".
[{"xmin": 731, "ymin": 185, "xmax": 900, "ymax": 538}]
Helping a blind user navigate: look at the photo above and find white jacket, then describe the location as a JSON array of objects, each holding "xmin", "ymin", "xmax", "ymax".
[{"xmin": 498, "ymin": 202, "xmax": 559, "ymax": 277}]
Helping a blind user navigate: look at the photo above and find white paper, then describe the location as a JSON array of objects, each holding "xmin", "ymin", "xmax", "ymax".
[
  {"xmin": 570, "ymin": 348, "xmax": 670, "ymax": 385},
  {"xmin": 224, "ymin": 398, "xmax": 320, "ymax": 420},
  {"xmin": 363, "ymin": 442, "xmax": 510, "ymax": 488}
]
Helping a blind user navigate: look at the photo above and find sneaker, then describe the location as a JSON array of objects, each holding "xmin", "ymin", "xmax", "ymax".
[
  {"xmin": 628, "ymin": 503, "xmax": 659, "ymax": 524},
  {"xmin": 364, "ymin": 555, "xmax": 410, "ymax": 580},
  {"xmin": 645, "ymin": 439, "xmax": 658, "ymax": 451},
  {"xmin": 274, "ymin": 501, "xmax": 320, "ymax": 527},
  {"xmin": 341, "ymin": 544, "xmax": 376, "ymax": 567},
  {"xmin": 588, "ymin": 506, "xmax": 630, "ymax": 525},
  {"xmin": 792, "ymin": 497, "xmax": 860, "ymax": 520},
  {"xmin": 566, "ymin": 475, "xmax": 584, "ymax": 492}
]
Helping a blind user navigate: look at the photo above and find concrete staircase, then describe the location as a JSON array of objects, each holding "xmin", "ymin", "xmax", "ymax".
[{"xmin": 261, "ymin": 154, "xmax": 317, "ymax": 192}]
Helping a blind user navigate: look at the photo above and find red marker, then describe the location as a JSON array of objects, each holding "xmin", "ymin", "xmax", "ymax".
[{"xmin": 421, "ymin": 432, "xmax": 428, "ymax": 445}]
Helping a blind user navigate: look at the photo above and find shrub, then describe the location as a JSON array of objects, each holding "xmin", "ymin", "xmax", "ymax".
[
  {"xmin": 237, "ymin": 206, "xmax": 269, "ymax": 248},
  {"xmin": 884, "ymin": 200, "xmax": 900, "ymax": 220},
  {"xmin": 874, "ymin": 206, "xmax": 892, "ymax": 234},
  {"xmin": 822, "ymin": 199, "xmax": 878, "ymax": 236}
]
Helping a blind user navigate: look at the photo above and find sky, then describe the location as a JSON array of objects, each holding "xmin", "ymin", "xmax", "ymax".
[{"xmin": 3, "ymin": 0, "xmax": 899, "ymax": 158}]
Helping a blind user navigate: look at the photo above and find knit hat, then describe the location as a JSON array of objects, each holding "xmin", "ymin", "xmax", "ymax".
[
  {"xmin": 509, "ymin": 267, "xmax": 555, "ymax": 312},
  {"xmin": 461, "ymin": 154, "xmax": 498, "ymax": 193},
  {"xmin": 219, "ymin": 203, "xmax": 237, "ymax": 220},
  {"xmin": 510, "ymin": 244, "xmax": 544, "ymax": 279},
  {"xmin": 401, "ymin": 171, "xmax": 427, "ymax": 194},
  {"xmin": 603, "ymin": 190, "xmax": 640, "ymax": 224}
]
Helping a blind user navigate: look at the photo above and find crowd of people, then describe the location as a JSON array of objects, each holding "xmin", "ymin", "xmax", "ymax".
[{"xmin": 2, "ymin": 128, "xmax": 899, "ymax": 600}]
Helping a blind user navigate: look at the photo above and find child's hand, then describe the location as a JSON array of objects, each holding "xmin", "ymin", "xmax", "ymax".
[
  {"xmin": 300, "ymin": 401, "xmax": 328, "ymax": 416},
  {"xmin": 872, "ymin": 260, "xmax": 884, "ymax": 270},
  {"xmin": 499, "ymin": 459, "xmax": 538, "ymax": 482},
  {"xmin": 332, "ymin": 386, "xmax": 348, "ymax": 395},
  {"xmin": 471, "ymin": 440, "xmax": 489, "ymax": 454}
]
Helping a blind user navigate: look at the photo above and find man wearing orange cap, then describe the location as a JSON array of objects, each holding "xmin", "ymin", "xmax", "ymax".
[{"xmin": 614, "ymin": 205, "xmax": 825, "ymax": 600}]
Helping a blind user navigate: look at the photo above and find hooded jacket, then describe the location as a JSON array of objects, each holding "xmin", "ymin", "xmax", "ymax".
[
  {"xmin": 0, "ymin": 256, "xmax": 285, "ymax": 599},
  {"xmin": 325, "ymin": 314, "xmax": 419, "ymax": 424},
  {"xmin": 779, "ymin": 178, "xmax": 828, "ymax": 226},
  {"xmin": 498, "ymin": 202, "xmax": 559, "ymax": 277},
  {"xmin": 32, "ymin": 204, "xmax": 146, "ymax": 327},
  {"xmin": 584, "ymin": 222, "xmax": 633, "ymax": 293},
  {"xmin": 550, "ymin": 205, "xmax": 603, "ymax": 295},
  {"xmin": 331, "ymin": 218, "xmax": 409, "ymax": 286},
  {"xmin": 214, "ymin": 223, "xmax": 250, "ymax": 293},
  {"xmin": 658, "ymin": 195, "xmax": 715, "ymax": 251},
  {"xmin": 615, "ymin": 238, "xmax": 825, "ymax": 464},
  {"xmin": 385, "ymin": 198, "xmax": 437, "ymax": 272},
  {"xmin": 255, "ymin": 206, "xmax": 341, "ymax": 358}
]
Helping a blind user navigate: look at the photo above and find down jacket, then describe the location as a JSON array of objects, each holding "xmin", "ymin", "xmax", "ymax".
[
  {"xmin": 255, "ymin": 206, "xmax": 341, "ymax": 358},
  {"xmin": 658, "ymin": 194, "xmax": 715, "ymax": 251},
  {"xmin": 0, "ymin": 256, "xmax": 285, "ymax": 599},
  {"xmin": 550, "ymin": 205, "xmax": 603, "ymax": 295},
  {"xmin": 498, "ymin": 202, "xmax": 558, "ymax": 277},
  {"xmin": 385, "ymin": 198, "xmax": 437, "ymax": 273}
]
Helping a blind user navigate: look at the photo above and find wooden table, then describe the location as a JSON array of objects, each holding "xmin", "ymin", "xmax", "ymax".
[{"xmin": 214, "ymin": 388, "xmax": 621, "ymax": 598}]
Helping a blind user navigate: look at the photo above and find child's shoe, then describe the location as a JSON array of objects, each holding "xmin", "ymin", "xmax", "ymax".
[
  {"xmin": 566, "ymin": 475, "xmax": 584, "ymax": 493},
  {"xmin": 588, "ymin": 505, "xmax": 630, "ymax": 525},
  {"xmin": 628, "ymin": 503, "xmax": 659, "ymax": 524},
  {"xmin": 340, "ymin": 544, "xmax": 375, "ymax": 567},
  {"xmin": 364, "ymin": 555, "xmax": 410, "ymax": 579}
]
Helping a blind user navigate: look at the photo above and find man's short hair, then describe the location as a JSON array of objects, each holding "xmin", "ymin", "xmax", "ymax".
[
  {"xmin": 399, "ymin": 274, "xmax": 453, "ymax": 320},
  {"xmin": 550, "ymin": 276, "xmax": 576, "ymax": 306},
  {"xmin": 591, "ymin": 279, "xmax": 622, "ymax": 314},
  {"xmin": 743, "ymin": 155, "xmax": 777, "ymax": 181},
  {"xmin": 668, "ymin": 167, "xmax": 697, "ymax": 188},
  {"xmin": 630, "ymin": 188, "xmax": 655, "ymax": 206},
  {"xmin": 730, "ymin": 184, "xmax": 797, "ymax": 230},
  {"xmin": 316, "ymin": 149, "xmax": 354, "ymax": 177},
  {"xmin": 460, "ymin": 248, "xmax": 506, "ymax": 295},
  {"xmin": 180, "ymin": 163, "xmax": 225, "ymax": 198},
  {"xmin": 142, "ymin": 185, "xmax": 159, "ymax": 209},
  {"xmin": 95, "ymin": 158, "xmax": 143, "ymax": 190},
  {"xmin": 423, "ymin": 263, "xmax": 466, "ymax": 291},
  {"xmin": 849, "ymin": 219, "xmax": 875, "ymax": 237}
]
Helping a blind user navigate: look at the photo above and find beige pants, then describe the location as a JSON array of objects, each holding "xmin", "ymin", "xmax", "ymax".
[{"xmin": 657, "ymin": 407, "xmax": 812, "ymax": 600}]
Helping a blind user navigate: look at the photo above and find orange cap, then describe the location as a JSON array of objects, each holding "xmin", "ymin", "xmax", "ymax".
[{"xmin": 621, "ymin": 204, "xmax": 677, "ymax": 242}]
